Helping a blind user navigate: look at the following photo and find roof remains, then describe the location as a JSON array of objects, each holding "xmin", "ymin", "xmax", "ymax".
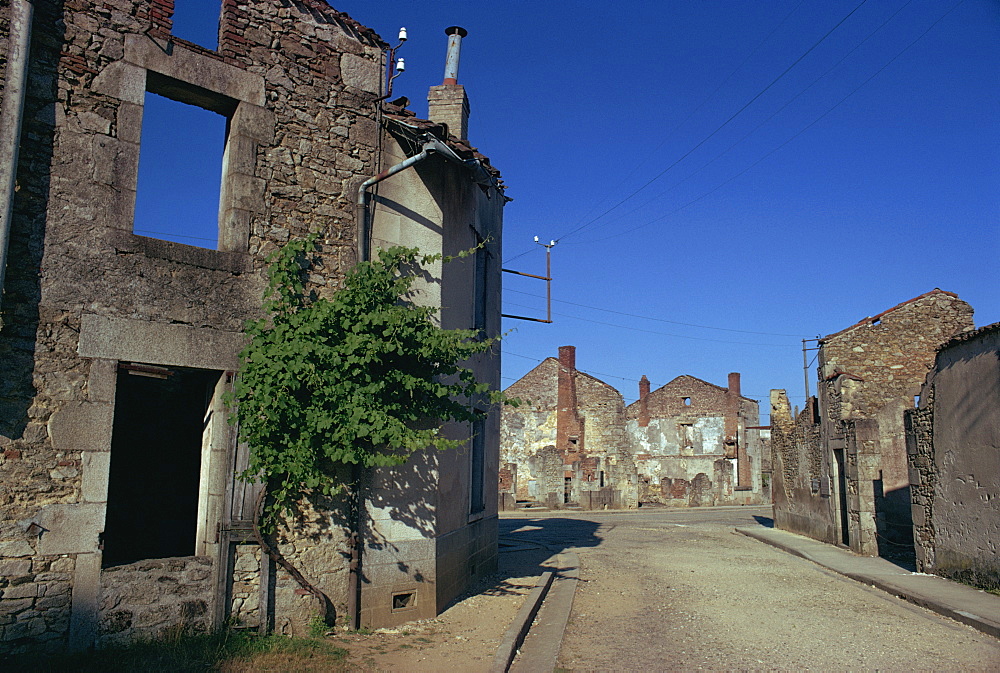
[{"xmin": 821, "ymin": 288, "xmax": 960, "ymax": 342}]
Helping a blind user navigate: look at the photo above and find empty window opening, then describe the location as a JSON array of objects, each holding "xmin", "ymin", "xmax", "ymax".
[
  {"xmin": 871, "ymin": 318, "xmax": 882, "ymax": 326},
  {"xmin": 599, "ymin": 470, "xmax": 605, "ymax": 488},
  {"xmin": 392, "ymin": 591, "xmax": 415, "ymax": 611},
  {"xmin": 103, "ymin": 364, "xmax": 221, "ymax": 568},
  {"xmin": 134, "ymin": 90, "xmax": 226, "ymax": 249},
  {"xmin": 469, "ymin": 418, "xmax": 485, "ymax": 514},
  {"xmin": 678, "ymin": 423, "xmax": 694, "ymax": 449},
  {"xmin": 682, "ymin": 397, "xmax": 691, "ymax": 406},
  {"xmin": 472, "ymin": 229, "xmax": 488, "ymax": 333},
  {"xmin": 170, "ymin": 1, "xmax": 222, "ymax": 50},
  {"xmin": 568, "ymin": 436, "xmax": 579, "ymax": 449}
]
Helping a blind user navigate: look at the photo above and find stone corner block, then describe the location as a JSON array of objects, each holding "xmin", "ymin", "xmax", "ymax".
[
  {"xmin": 35, "ymin": 503, "xmax": 106, "ymax": 556},
  {"xmin": 49, "ymin": 401, "xmax": 114, "ymax": 453}
]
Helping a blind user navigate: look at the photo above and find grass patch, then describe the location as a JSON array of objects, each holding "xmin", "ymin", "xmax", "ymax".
[{"xmin": 5, "ymin": 629, "xmax": 349, "ymax": 673}]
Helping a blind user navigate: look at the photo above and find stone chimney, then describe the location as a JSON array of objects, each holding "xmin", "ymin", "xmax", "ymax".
[
  {"xmin": 427, "ymin": 26, "xmax": 470, "ymax": 140},
  {"xmin": 638, "ymin": 375, "xmax": 650, "ymax": 427},
  {"xmin": 556, "ymin": 346, "xmax": 583, "ymax": 455}
]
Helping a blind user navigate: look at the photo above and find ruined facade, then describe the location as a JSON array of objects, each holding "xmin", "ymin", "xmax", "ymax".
[
  {"xmin": 499, "ymin": 347, "xmax": 638, "ymax": 510},
  {"xmin": 907, "ymin": 322, "xmax": 1000, "ymax": 587},
  {"xmin": 0, "ymin": 0, "xmax": 506, "ymax": 653},
  {"xmin": 771, "ymin": 290, "xmax": 974, "ymax": 556},
  {"xmin": 625, "ymin": 374, "xmax": 764, "ymax": 506}
]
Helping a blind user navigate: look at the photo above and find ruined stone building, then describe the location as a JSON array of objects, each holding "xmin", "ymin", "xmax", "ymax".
[
  {"xmin": 625, "ymin": 373, "xmax": 765, "ymax": 506},
  {"xmin": 907, "ymin": 322, "xmax": 1000, "ymax": 588},
  {"xmin": 499, "ymin": 346, "xmax": 638, "ymax": 510},
  {"xmin": 0, "ymin": 0, "xmax": 507, "ymax": 653},
  {"xmin": 771, "ymin": 289, "xmax": 974, "ymax": 557}
]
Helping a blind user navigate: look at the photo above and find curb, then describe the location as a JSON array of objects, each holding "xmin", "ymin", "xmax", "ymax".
[
  {"xmin": 736, "ymin": 527, "xmax": 1000, "ymax": 641},
  {"xmin": 490, "ymin": 570, "xmax": 555, "ymax": 673}
]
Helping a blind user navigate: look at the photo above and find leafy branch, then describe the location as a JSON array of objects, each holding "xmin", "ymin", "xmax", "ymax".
[{"xmin": 228, "ymin": 235, "xmax": 509, "ymax": 532}]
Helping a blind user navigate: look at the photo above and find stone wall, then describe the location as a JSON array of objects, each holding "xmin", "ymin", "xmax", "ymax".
[
  {"xmin": 907, "ymin": 323, "xmax": 1000, "ymax": 588},
  {"xmin": 500, "ymin": 350, "xmax": 637, "ymax": 510},
  {"xmin": 770, "ymin": 392, "xmax": 837, "ymax": 543},
  {"xmin": 772, "ymin": 290, "xmax": 974, "ymax": 555},
  {"xmin": 1, "ymin": 0, "xmax": 505, "ymax": 652},
  {"xmin": 98, "ymin": 556, "xmax": 213, "ymax": 647},
  {"xmin": 626, "ymin": 375, "xmax": 763, "ymax": 506}
]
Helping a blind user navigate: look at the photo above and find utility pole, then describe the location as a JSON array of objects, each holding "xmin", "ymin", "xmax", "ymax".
[{"xmin": 501, "ymin": 237, "xmax": 556, "ymax": 324}]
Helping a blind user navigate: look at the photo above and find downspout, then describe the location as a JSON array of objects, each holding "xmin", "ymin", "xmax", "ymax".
[
  {"xmin": 0, "ymin": 0, "xmax": 34, "ymax": 327},
  {"xmin": 356, "ymin": 146, "xmax": 433, "ymax": 263}
]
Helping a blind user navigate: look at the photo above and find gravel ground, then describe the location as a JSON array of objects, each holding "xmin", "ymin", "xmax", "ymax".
[{"xmin": 522, "ymin": 507, "xmax": 1000, "ymax": 671}]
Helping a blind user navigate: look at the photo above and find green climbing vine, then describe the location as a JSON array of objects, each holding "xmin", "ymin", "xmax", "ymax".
[{"xmin": 228, "ymin": 235, "xmax": 510, "ymax": 533}]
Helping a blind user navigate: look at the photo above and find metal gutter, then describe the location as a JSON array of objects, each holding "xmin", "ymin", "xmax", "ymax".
[
  {"xmin": 356, "ymin": 131, "xmax": 500, "ymax": 262},
  {"xmin": 0, "ymin": 0, "xmax": 34, "ymax": 326}
]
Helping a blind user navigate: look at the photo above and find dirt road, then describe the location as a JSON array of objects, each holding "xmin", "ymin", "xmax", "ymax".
[{"xmin": 501, "ymin": 507, "xmax": 1000, "ymax": 671}]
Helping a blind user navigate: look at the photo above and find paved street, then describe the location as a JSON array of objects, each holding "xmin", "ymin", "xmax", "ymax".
[{"xmin": 500, "ymin": 507, "xmax": 1000, "ymax": 671}]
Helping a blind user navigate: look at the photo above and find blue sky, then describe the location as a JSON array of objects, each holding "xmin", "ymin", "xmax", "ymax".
[{"xmin": 145, "ymin": 1, "xmax": 999, "ymax": 418}]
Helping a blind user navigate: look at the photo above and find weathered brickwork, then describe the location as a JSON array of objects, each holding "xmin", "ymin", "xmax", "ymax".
[
  {"xmin": 772, "ymin": 289, "xmax": 974, "ymax": 556},
  {"xmin": 500, "ymin": 348, "xmax": 638, "ymax": 510},
  {"xmin": 625, "ymin": 374, "xmax": 764, "ymax": 507},
  {"xmin": 907, "ymin": 323, "xmax": 1000, "ymax": 589},
  {"xmin": 1, "ymin": 0, "xmax": 505, "ymax": 652}
]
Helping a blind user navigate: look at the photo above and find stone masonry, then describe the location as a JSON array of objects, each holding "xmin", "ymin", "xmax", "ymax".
[
  {"xmin": 907, "ymin": 322, "xmax": 1000, "ymax": 588},
  {"xmin": 0, "ymin": 0, "xmax": 506, "ymax": 653},
  {"xmin": 772, "ymin": 289, "xmax": 974, "ymax": 557},
  {"xmin": 625, "ymin": 373, "xmax": 764, "ymax": 507},
  {"xmin": 500, "ymin": 347, "xmax": 638, "ymax": 510}
]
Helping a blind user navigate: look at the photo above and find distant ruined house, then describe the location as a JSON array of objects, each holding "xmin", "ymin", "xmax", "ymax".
[
  {"xmin": 499, "ymin": 346, "xmax": 638, "ymax": 510},
  {"xmin": 0, "ymin": 0, "xmax": 507, "ymax": 654},
  {"xmin": 625, "ymin": 373, "xmax": 765, "ymax": 507},
  {"xmin": 907, "ymin": 322, "xmax": 1000, "ymax": 587},
  {"xmin": 771, "ymin": 289, "xmax": 974, "ymax": 557}
]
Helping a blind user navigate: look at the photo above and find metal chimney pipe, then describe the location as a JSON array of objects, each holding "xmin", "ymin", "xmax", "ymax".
[{"xmin": 442, "ymin": 26, "xmax": 467, "ymax": 85}]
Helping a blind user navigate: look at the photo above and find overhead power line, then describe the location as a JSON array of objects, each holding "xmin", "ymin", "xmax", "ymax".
[
  {"xmin": 502, "ymin": 300, "xmax": 797, "ymax": 347},
  {"xmin": 503, "ymin": 0, "xmax": 869, "ymax": 264},
  {"xmin": 547, "ymin": 0, "xmax": 808, "ymax": 243},
  {"xmin": 505, "ymin": 288, "xmax": 806, "ymax": 337},
  {"xmin": 575, "ymin": 0, "xmax": 916, "ymax": 239},
  {"xmin": 580, "ymin": 0, "xmax": 966, "ymax": 243}
]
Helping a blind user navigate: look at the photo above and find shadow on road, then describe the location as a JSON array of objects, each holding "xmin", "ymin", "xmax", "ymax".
[
  {"xmin": 447, "ymin": 518, "xmax": 603, "ymax": 606},
  {"xmin": 753, "ymin": 515, "xmax": 774, "ymax": 528}
]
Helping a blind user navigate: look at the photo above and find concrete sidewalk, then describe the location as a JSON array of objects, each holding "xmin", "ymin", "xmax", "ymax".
[{"xmin": 738, "ymin": 525, "xmax": 1000, "ymax": 640}]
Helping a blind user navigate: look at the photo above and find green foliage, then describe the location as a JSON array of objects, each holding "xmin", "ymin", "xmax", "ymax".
[
  {"xmin": 308, "ymin": 614, "xmax": 329, "ymax": 638},
  {"xmin": 229, "ymin": 236, "xmax": 509, "ymax": 531}
]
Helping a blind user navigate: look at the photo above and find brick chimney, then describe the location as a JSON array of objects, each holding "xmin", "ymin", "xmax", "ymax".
[
  {"xmin": 723, "ymin": 372, "xmax": 740, "ymax": 459},
  {"xmin": 725, "ymin": 372, "xmax": 752, "ymax": 489},
  {"xmin": 427, "ymin": 26, "xmax": 470, "ymax": 140},
  {"xmin": 638, "ymin": 375, "xmax": 650, "ymax": 427},
  {"xmin": 556, "ymin": 346, "xmax": 583, "ymax": 455}
]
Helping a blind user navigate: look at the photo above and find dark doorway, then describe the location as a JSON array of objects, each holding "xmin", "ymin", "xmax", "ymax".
[
  {"xmin": 102, "ymin": 365, "xmax": 220, "ymax": 568},
  {"xmin": 834, "ymin": 449, "xmax": 850, "ymax": 546}
]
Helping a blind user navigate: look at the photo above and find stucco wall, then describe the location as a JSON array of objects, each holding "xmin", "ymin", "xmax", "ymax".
[{"xmin": 908, "ymin": 325, "xmax": 1000, "ymax": 587}]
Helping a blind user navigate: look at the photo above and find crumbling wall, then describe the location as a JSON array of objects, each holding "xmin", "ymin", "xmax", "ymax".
[
  {"xmin": 500, "ymin": 355, "xmax": 637, "ymax": 509},
  {"xmin": 626, "ymin": 375, "xmax": 761, "ymax": 506},
  {"xmin": 908, "ymin": 324, "xmax": 1000, "ymax": 588},
  {"xmin": 98, "ymin": 557, "xmax": 213, "ymax": 647},
  {"xmin": 770, "ymin": 392, "xmax": 836, "ymax": 543},
  {"xmin": 0, "ymin": 0, "xmax": 389, "ymax": 654}
]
